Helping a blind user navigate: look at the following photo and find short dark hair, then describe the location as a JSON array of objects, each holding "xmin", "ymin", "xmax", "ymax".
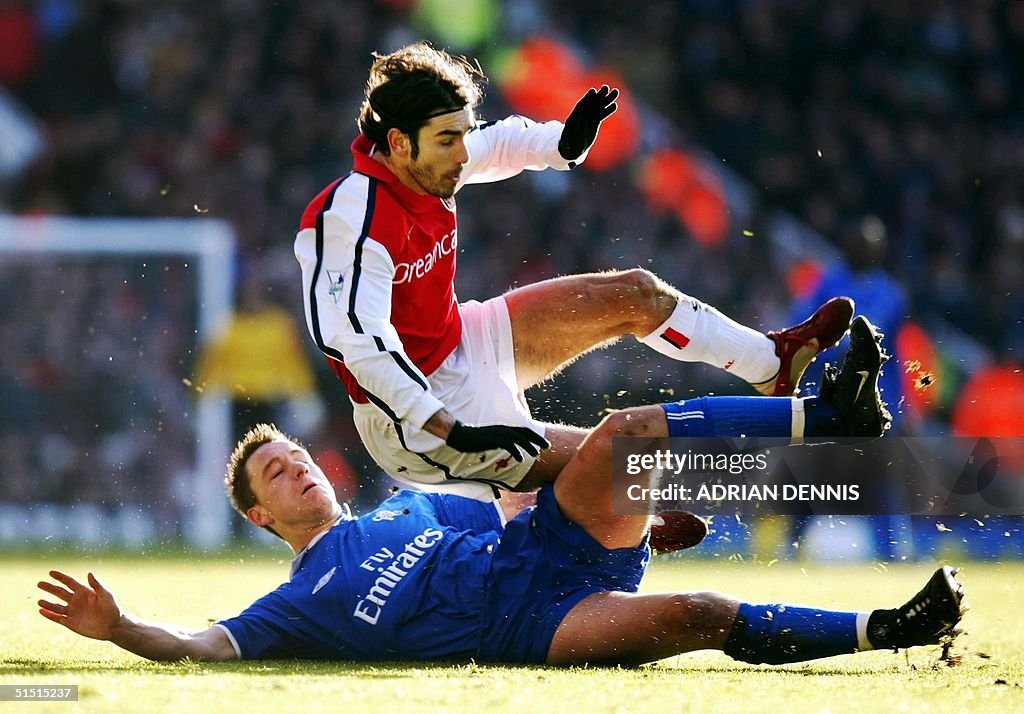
[
  {"xmin": 225, "ymin": 423, "xmax": 290, "ymax": 540},
  {"xmin": 358, "ymin": 41, "xmax": 485, "ymax": 157}
]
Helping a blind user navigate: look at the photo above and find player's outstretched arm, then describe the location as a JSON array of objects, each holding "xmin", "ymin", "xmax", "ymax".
[
  {"xmin": 37, "ymin": 570, "xmax": 237, "ymax": 662},
  {"xmin": 460, "ymin": 86, "xmax": 618, "ymax": 185}
]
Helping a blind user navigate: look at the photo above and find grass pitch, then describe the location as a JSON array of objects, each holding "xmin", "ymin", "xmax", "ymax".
[{"xmin": 2, "ymin": 554, "xmax": 1022, "ymax": 713}]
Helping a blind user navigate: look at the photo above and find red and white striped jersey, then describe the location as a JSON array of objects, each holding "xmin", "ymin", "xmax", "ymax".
[{"xmin": 296, "ymin": 116, "xmax": 577, "ymax": 429}]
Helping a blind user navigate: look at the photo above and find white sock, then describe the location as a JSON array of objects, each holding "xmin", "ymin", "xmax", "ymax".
[
  {"xmin": 639, "ymin": 296, "xmax": 780, "ymax": 384},
  {"xmin": 855, "ymin": 612, "xmax": 875, "ymax": 651},
  {"xmin": 791, "ymin": 398, "xmax": 805, "ymax": 443}
]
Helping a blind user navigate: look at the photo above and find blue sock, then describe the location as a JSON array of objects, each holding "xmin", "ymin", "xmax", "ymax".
[
  {"xmin": 662, "ymin": 396, "xmax": 792, "ymax": 437},
  {"xmin": 802, "ymin": 396, "xmax": 846, "ymax": 437},
  {"xmin": 724, "ymin": 602, "xmax": 862, "ymax": 664},
  {"xmin": 661, "ymin": 396, "xmax": 846, "ymax": 438}
]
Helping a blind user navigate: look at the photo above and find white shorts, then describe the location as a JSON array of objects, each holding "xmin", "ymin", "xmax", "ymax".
[{"xmin": 352, "ymin": 297, "xmax": 545, "ymax": 500}]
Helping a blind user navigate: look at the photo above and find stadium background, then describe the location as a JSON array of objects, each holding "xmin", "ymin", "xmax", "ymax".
[{"xmin": 0, "ymin": 0, "xmax": 1021, "ymax": 560}]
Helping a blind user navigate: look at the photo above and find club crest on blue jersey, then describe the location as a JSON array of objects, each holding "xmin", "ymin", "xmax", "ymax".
[{"xmin": 312, "ymin": 566, "xmax": 337, "ymax": 595}]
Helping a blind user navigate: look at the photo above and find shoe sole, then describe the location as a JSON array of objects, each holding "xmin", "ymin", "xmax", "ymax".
[
  {"xmin": 940, "ymin": 565, "xmax": 969, "ymax": 625},
  {"xmin": 930, "ymin": 565, "xmax": 968, "ymax": 642},
  {"xmin": 848, "ymin": 315, "xmax": 892, "ymax": 436}
]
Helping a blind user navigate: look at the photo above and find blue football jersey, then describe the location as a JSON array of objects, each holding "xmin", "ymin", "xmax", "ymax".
[{"xmin": 216, "ymin": 491, "xmax": 503, "ymax": 660}]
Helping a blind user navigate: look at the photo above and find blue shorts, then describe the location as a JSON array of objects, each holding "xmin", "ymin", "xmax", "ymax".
[{"xmin": 478, "ymin": 486, "xmax": 650, "ymax": 664}]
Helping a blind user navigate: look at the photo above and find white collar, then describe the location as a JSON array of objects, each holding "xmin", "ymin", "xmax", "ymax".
[{"xmin": 289, "ymin": 504, "xmax": 352, "ymax": 577}]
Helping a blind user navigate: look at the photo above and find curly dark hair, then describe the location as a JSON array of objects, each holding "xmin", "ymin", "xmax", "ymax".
[{"xmin": 358, "ymin": 41, "xmax": 485, "ymax": 157}]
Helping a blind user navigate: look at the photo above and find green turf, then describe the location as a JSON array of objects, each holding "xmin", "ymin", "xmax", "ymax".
[{"xmin": 2, "ymin": 555, "xmax": 1022, "ymax": 713}]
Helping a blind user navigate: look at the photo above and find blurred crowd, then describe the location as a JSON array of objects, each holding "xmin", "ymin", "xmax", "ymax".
[
  {"xmin": 554, "ymin": 0, "xmax": 1024, "ymax": 351},
  {"xmin": 0, "ymin": 255, "xmax": 197, "ymax": 530},
  {"xmin": 1, "ymin": 0, "xmax": 1021, "ymax": 546}
]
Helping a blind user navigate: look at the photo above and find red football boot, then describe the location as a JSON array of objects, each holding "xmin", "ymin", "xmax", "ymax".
[
  {"xmin": 648, "ymin": 511, "xmax": 709, "ymax": 553},
  {"xmin": 753, "ymin": 296, "xmax": 855, "ymax": 396}
]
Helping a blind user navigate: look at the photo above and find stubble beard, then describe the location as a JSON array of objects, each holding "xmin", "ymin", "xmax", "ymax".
[{"xmin": 409, "ymin": 161, "xmax": 454, "ymax": 199}]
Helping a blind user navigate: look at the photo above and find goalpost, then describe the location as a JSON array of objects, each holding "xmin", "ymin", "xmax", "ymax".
[{"xmin": 0, "ymin": 215, "xmax": 235, "ymax": 548}]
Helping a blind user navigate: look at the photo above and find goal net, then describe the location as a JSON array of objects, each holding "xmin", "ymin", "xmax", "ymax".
[{"xmin": 0, "ymin": 215, "xmax": 235, "ymax": 548}]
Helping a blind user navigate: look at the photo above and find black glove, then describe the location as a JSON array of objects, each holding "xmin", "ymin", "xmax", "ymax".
[
  {"xmin": 445, "ymin": 421, "xmax": 550, "ymax": 462},
  {"xmin": 558, "ymin": 85, "xmax": 619, "ymax": 166}
]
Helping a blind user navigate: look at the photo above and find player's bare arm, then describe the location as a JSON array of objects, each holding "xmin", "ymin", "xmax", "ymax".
[
  {"xmin": 422, "ymin": 406, "xmax": 457, "ymax": 439},
  {"xmin": 37, "ymin": 570, "xmax": 237, "ymax": 662}
]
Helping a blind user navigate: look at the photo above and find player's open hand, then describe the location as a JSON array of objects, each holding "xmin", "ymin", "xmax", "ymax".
[
  {"xmin": 558, "ymin": 85, "xmax": 619, "ymax": 164},
  {"xmin": 38, "ymin": 570, "xmax": 122, "ymax": 641},
  {"xmin": 445, "ymin": 421, "xmax": 550, "ymax": 461}
]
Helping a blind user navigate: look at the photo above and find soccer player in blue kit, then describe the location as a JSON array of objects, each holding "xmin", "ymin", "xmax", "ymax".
[{"xmin": 37, "ymin": 322, "xmax": 965, "ymax": 666}]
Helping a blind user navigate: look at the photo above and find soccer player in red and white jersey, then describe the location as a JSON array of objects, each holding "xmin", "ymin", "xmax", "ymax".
[{"xmin": 295, "ymin": 42, "xmax": 854, "ymax": 499}]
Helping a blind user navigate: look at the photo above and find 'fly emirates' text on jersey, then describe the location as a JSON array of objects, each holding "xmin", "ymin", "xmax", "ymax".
[
  {"xmin": 215, "ymin": 490, "xmax": 504, "ymax": 660},
  {"xmin": 295, "ymin": 116, "xmax": 577, "ymax": 431}
]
